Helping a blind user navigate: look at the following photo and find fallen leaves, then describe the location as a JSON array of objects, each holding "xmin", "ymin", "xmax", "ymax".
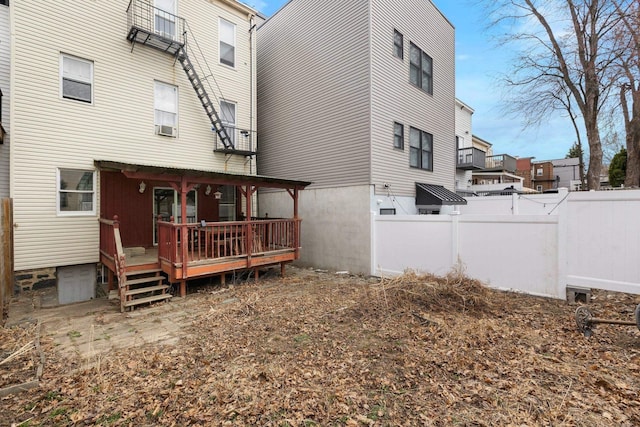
[{"xmin": 2, "ymin": 268, "xmax": 640, "ymax": 426}]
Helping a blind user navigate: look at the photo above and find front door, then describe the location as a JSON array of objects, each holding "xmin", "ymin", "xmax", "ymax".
[{"xmin": 153, "ymin": 187, "xmax": 197, "ymax": 244}]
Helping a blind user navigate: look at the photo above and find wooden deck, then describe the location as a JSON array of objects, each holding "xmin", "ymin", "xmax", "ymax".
[{"xmin": 99, "ymin": 218, "xmax": 301, "ymax": 300}]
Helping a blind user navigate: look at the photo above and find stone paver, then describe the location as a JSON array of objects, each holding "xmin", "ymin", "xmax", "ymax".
[{"xmin": 6, "ymin": 289, "xmax": 203, "ymax": 361}]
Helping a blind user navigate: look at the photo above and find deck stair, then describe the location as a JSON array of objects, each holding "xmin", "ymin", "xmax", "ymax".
[{"xmin": 120, "ymin": 268, "xmax": 171, "ymax": 312}]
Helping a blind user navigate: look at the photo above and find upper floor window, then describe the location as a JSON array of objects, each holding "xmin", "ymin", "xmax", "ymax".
[
  {"xmin": 536, "ymin": 168, "xmax": 543, "ymax": 176},
  {"xmin": 154, "ymin": 0, "xmax": 177, "ymax": 39},
  {"xmin": 393, "ymin": 29, "xmax": 403, "ymax": 59},
  {"xmin": 57, "ymin": 169, "xmax": 95, "ymax": 216},
  {"xmin": 220, "ymin": 99, "xmax": 236, "ymax": 146},
  {"xmin": 154, "ymin": 81, "xmax": 178, "ymax": 137},
  {"xmin": 219, "ymin": 18, "xmax": 236, "ymax": 67},
  {"xmin": 409, "ymin": 43, "xmax": 433, "ymax": 94},
  {"xmin": 393, "ymin": 122, "xmax": 404, "ymax": 149},
  {"xmin": 60, "ymin": 54, "xmax": 93, "ymax": 103},
  {"xmin": 409, "ymin": 127, "xmax": 433, "ymax": 171}
]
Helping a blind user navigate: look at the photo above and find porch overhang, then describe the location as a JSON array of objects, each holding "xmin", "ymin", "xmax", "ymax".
[
  {"xmin": 94, "ymin": 160, "xmax": 311, "ymax": 190},
  {"xmin": 415, "ymin": 182, "xmax": 467, "ymax": 207}
]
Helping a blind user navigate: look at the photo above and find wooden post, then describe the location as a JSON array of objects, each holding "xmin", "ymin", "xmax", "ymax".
[
  {"xmin": 180, "ymin": 177, "xmax": 189, "ymax": 280},
  {"xmin": 1, "ymin": 198, "xmax": 14, "ymax": 314},
  {"xmin": 179, "ymin": 280, "xmax": 186, "ymax": 297},
  {"xmin": 245, "ymin": 186, "xmax": 253, "ymax": 268}
]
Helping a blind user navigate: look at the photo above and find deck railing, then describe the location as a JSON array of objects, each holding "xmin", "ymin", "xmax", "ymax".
[
  {"xmin": 99, "ymin": 216, "xmax": 119, "ymax": 261},
  {"xmin": 157, "ymin": 219, "xmax": 301, "ymax": 268}
]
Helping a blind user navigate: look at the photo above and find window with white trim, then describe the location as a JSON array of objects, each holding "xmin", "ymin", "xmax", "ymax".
[
  {"xmin": 57, "ymin": 169, "xmax": 96, "ymax": 215},
  {"xmin": 220, "ymin": 100, "xmax": 236, "ymax": 146},
  {"xmin": 154, "ymin": 0, "xmax": 177, "ymax": 39},
  {"xmin": 409, "ymin": 42, "xmax": 433, "ymax": 94},
  {"xmin": 219, "ymin": 18, "xmax": 236, "ymax": 67},
  {"xmin": 60, "ymin": 54, "xmax": 93, "ymax": 103},
  {"xmin": 409, "ymin": 127, "xmax": 433, "ymax": 171},
  {"xmin": 154, "ymin": 81, "xmax": 178, "ymax": 136},
  {"xmin": 536, "ymin": 168, "xmax": 543, "ymax": 176}
]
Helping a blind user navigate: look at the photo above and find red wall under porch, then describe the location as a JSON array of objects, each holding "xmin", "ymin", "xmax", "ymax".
[{"xmin": 100, "ymin": 171, "xmax": 220, "ymax": 248}]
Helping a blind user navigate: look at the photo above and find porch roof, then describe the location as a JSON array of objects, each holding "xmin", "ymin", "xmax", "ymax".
[{"xmin": 95, "ymin": 160, "xmax": 312, "ymax": 190}]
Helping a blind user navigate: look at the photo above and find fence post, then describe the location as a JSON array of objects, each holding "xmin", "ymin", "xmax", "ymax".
[
  {"xmin": 511, "ymin": 192, "xmax": 519, "ymax": 215},
  {"xmin": 556, "ymin": 188, "xmax": 569, "ymax": 299},
  {"xmin": 1, "ymin": 198, "xmax": 14, "ymax": 318},
  {"xmin": 451, "ymin": 210, "xmax": 460, "ymax": 268}
]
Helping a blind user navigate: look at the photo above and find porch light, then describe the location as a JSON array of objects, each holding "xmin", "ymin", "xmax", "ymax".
[
  {"xmin": 205, "ymin": 185, "xmax": 212, "ymax": 196},
  {"xmin": 214, "ymin": 190, "xmax": 223, "ymax": 200},
  {"xmin": 138, "ymin": 181, "xmax": 146, "ymax": 194}
]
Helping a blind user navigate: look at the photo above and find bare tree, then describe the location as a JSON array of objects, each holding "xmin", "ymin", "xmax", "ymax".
[
  {"xmin": 611, "ymin": 1, "xmax": 640, "ymax": 187},
  {"xmin": 489, "ymin": 0, "xmax": 622, "ymax": 189}
]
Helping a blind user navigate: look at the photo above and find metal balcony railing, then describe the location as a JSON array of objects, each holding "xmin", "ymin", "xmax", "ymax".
[
  {"xmin": 127, "ymin": 0, "xmax": 186, "ymax": 52},
  {"xmin": 457, "ymin": 147, "xmax": 486, "ymax": 170},
  {"xmin": 214, "ymin": 126, "xmax": 257, "ymax": 156},
  {"xmin": 485, "ymin": 154, "xmax": 517, "ymax": 173}
]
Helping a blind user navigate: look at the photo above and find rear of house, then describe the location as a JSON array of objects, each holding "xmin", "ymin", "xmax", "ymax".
[
  {"xmin": 257, "ymin": 0, "xmax": 456, "ymax": 274},
  {"xmin": 8, "ymin": 0, "xmax": 308, "ymax": 305}
]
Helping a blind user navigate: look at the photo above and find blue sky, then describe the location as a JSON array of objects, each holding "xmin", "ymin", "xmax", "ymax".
[{"xmin": 250, "ymin": 0, "xmax": 577, "ymax": 161}]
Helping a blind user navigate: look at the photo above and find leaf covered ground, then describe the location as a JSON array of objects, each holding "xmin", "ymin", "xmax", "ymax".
[{"xmin": 2, "ymin": 267, "xmax": 640, "ymax": 426}]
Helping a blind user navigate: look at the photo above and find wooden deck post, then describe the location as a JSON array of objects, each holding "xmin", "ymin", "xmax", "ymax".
[{"xmin": 179, "ymin": 280, "xmax": 186, "ymax": 297}]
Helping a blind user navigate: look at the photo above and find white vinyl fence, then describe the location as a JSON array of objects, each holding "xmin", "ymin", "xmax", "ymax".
[{"xmin": 373, "ymin": 189, "xmax": 640, "ymax": 299}]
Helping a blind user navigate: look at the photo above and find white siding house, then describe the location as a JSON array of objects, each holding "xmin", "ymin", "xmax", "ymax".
[
  {"xmin": 6, "ymin": 0, "xmax": 310, "ymax": 300},
  {"xmin": 257, "ymin": 0, "xmax": 459, "ymax": 274}
]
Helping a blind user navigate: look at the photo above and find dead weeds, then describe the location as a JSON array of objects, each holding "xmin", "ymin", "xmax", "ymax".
[{"xmin": 2, "ymin": 267, "xmax": 640, "ymax": 426}]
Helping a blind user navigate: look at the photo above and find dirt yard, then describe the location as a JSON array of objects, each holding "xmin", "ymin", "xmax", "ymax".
[{"xmin": 2, "ymin": 267, "xmax": 640, "ymax": 426}]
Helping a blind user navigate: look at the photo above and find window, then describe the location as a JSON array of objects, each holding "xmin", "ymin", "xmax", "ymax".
[
  {"xmin": 57, "ymin": 169, "xmax": 95, "ymax": 215},
  {"xmin": 154, "ymin": 0, "xmax": 177, "ymax": 39},
  {"xmin": 536, "ymin": 185, "xmax": 543, "ymax": 192},
  {"xmin": 393, "ymin": 29, "xmax": 403, "ymax": 59},
  {"xmin": 219, "ymin": 18, "xmax": 236, "ymax": 67},
  {"xmin": 409, "ymin": 42, "xmax": 433, "ymax": 94},
  {"xmin": 218, "ymin": 185, "xmax": 236, "ymax": 221},
  {"xmin": 154, "ymin": 81, "xmax": 178, "ymax": 136},
  {"xmin": 60, "ymin": 54, "xmax": 93, "ymax": 103},
  {"xmin": 220, "ymin": 100, "xmax": 236, "ymax": 146},
  {"xmin": 536, "ymin": 168, "xmax": 543, "ymax": 176},
  {"xmin": 393, "ymin": 122, "xmax": 404, "ymax": 149},
  {"xmin": 380, "ymin": 208, "xmax": 396, "ymax": 215},
  {"xmin": 409, "ymin": 127, "xmax": 433, "ymax": 171}
]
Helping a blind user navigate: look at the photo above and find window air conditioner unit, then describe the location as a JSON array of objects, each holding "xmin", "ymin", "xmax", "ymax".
[{"xmin": 157, "ymin": 125, "xmax": 177, "ymax": 137}]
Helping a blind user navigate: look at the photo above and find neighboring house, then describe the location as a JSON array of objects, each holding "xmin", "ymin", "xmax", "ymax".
[
  {"xmin": 455, "ymin": 99, "xmax": 481, "ymax": 192},
  {"xmin": 6, "ymin": 0, "xmax": 309, "ymax": 307},
  {"xmin": 531, "ymin": 161, "xmax": 556, "ymax": 192},
  {"xmin": 515, "ymin": 157, "xmax": 535, "ymax": 190},
  {"xmin": 256, "ymin": 0, "xmax": 463, "ymax": 274},
  {"xmin": 550, "ymin": 157, "xmax": 582, "ymax": 190},
  {"xmin": 467, "ymin": 135, "xmax": 523, "ymax": 194}
]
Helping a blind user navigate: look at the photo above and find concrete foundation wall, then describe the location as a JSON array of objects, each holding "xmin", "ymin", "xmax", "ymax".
[{"xmin": 259, "ymin": 185, "xmax": 372, "ymax": 274}]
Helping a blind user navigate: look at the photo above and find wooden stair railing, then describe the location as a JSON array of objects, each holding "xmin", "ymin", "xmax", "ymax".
[{"xmin": 112, "ymin": 216, "xmax": 172, "ymax": 312}]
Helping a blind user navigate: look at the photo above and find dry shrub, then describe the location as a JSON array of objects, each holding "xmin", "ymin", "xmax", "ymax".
[{"xmin": 372, "ymin": 265, "xmax": 493, "ymax": 315}]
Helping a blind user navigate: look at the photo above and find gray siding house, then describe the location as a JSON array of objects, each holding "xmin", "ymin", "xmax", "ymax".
[{"xmin": 257, "ymin": 0, "xmax": 457, "ymax": 274}]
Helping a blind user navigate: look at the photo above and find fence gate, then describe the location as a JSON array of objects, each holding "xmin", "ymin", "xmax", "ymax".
[{"xmin": 1, "ymin": 198, "xmax": 13, "ymax": 322}]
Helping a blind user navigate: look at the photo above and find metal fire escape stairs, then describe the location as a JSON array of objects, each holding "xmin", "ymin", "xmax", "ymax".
[
  {"xmin": 175, "ymin": 48, "xmax": 232, "ymax": 150},
  {"xmin": 126, "ymin": 0, "xmax": 255, "ymax": 155}
]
